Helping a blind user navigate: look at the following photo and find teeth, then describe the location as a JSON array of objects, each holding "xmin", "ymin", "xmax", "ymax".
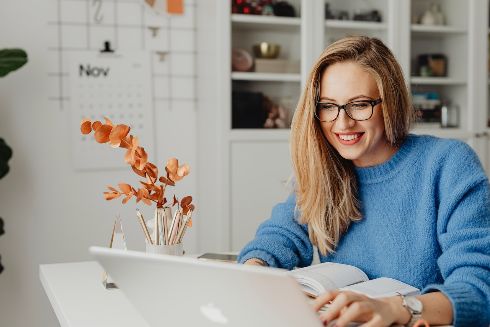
[{"xmin": 339, "ymin": 134, "xmax": 361, "ymax": 141}]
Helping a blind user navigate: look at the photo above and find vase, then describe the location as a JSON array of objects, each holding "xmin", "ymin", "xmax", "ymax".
[{"xmin": 145, "ymin": 242, "xmax": 184, "ymax": 256}]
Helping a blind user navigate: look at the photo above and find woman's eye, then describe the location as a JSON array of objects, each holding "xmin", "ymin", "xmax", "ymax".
[
  {"xmin": 319, "ymin": 104, "xmax": 336, "ymax": 110},
  {"xmin": 350, "ymin": 102, "xmax": 370, "ymax": 109}
]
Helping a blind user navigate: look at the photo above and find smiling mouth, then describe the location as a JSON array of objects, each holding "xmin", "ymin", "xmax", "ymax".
[{"xmin": 335, "ymin": 132, "xmax": 364, "ymax": 145}]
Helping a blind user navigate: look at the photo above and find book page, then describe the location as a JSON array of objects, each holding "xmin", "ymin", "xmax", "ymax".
[
  {"xmin": 340, "ymin": 277, "xmax": 420, "ymax": 298},
  {"xmin": 290, "ymin": 262, "xmax": 369, "ymax": 297}
]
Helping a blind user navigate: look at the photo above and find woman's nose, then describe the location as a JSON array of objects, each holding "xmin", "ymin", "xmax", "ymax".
[{"xmin": 334, "ymin": 109, "xmax": 356, "ymax": 130}]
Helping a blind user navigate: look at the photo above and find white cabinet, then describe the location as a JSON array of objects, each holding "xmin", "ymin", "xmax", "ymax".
[
  {"xmin": 230, "ymin": 141, "xmax": 292, "ymax": 251},
  {"xmin": 196, "ymin": 0, "xmax": 490, "ymax": 252}
]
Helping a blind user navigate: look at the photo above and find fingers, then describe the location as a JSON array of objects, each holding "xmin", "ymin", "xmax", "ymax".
[
  {"xmin": 319, "ymin": 291, "xmax": 367, "ymax": 323},
  {"xmin": 312, "ymin": 290, "xmax": 339, "ymax": 311},
  {"xmin": 335, "ymin": 301, "xmax": 371, "ymax": 327}
]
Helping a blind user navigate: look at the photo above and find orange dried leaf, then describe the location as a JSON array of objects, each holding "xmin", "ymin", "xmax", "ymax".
[
  {"xmin": 177, "ymin": 164, "xmax": 190, "ymax": 178},
  {"xmin": 181, "ymin": 195, "xmax": 192, "ymax": 207},
  {"xmin": 166, "ymin": 158, "xmax": 178, "ymax": 173},
  {"xmin": 104, "ymin": 116, "xmax": 113, "ymax": 126},
  {"xmin": 183, "ymin": 203, "xmax": 195, "ymax": 217},
  {"xmin": 92, "ymin": 121, "xmax": 102, "ymax": 131},
  {"xmin": 132, "ymin": 165, "xmax": 146, "ymax": 177},
  {"xmin": 107, "ymin": 186, "xmax": 118, "ymax": 192},
  {"xmin": 94, "ymin": 124, "xmax": 112, "ymax": 143},
  {"xmin": 159, "ymin": 176, "xmax": 175, "ymax": 186},
  {"xmin": 172, "ymin": 195, "xmax": 179, "ymax": 206},
  {"xmin": 136, "ymin": 187, "xmax": 152, "ymax": 206},
  {"xmin": 109, "ymin": 124, "xmax": 130, "ymax": 148},
  {"xmin": 136, "ymin": 188, "xmax": 149, "ymax": 202},
  {"xmin": 145, "ymin": 163, "xmax": 158, "ymax": 183},
  {"xmin": 81, "ymin": 119, "xmax": 92, "ymax": 134},
  {"xmin": 140, "ymin": 181, "xmax": 156, "ymax": 192},
  {"xmin": 120, "ymin": 136, "xmax": 131, "ymax": 149},
  {"xmin": 104, "ymin": 192, "xmax": 121, "ymax": 200},
  {"xmin": 122, "ymin": 194, "xmax": 133, "ymax": 204},
  {"xmin": 187, "ymin": 218, "xmax": 192, "ymax": 228},
  {"xmin": 124, "ymin": 136, "xmax": 139, "ymax": 165},
  {"xmin": 118, "ymin": 183, "xmax": 132, "ymax": 194},
  {"xmin": 134, "ymin": 147, "xmax": 148, "ymax": 170},
  {"xmin": 149, "ymin": 192, "xmax": 160, "ymax": 201},
  {"xmin": 170, "ymin": 173, "xmax": 182, "ymax": 182}
]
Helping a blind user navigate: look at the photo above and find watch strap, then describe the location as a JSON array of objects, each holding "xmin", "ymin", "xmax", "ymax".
[{"xmin": 397, "ymin": 293, "xmax": 423, "ymax": 327}]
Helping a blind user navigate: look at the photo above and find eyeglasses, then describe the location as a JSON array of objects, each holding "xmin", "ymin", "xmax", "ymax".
[{"xmin": 315, "ymin": 98, "xmax": 383, "ymax": 122}]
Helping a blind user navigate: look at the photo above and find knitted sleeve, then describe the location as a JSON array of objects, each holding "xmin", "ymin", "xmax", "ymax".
[
  {"xmin": 237, "ymin": 193, "xmax": 313, "ymax": 270},
  {"xmin": 422, "ymin": 141, "xmax": 490, "ymax": 326}
]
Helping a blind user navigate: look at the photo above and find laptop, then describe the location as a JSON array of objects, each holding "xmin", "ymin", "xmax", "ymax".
[{"xmin": 90, "ymin": 246, "xmax": 323, "ymax": 327}]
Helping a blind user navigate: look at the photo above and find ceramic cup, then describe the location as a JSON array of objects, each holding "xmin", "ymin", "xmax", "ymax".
[{"xmin": 145, "ymin": 242, "xmax": 184, "ymax": 256}]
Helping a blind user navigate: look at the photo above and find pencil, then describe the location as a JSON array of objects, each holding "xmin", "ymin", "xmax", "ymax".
[
  {"xmin": 153, "ymin": 208, "xmax": 160, "ymax": 245},
  {"xmin": 177, "ymin": 210, "xmax": 193, "ymax": 244},
  {"xmin": 167, "ymin": 208, "xmax": 181, "ymax": 245},
  {"xmin": 163, "ymin": 206, "xmax": 171, "ymax": 245},
  {"xmin": 136, "ymin": 209, "xmax": 153, "ymax": 245}
]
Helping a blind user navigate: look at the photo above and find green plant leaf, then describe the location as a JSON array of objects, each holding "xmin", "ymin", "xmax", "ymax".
[
  {"xmin": 0, "ymin": 139, "xmax": 12, "ymax": 179},
  {"xmin": 0, "ymin": 48, "xmax": 28, "ymax": 78}
]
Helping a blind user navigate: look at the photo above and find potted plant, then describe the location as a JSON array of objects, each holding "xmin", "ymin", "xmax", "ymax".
[{"xmin": 0, "ymin": 48, "xmax": 28, "ymax": 273}]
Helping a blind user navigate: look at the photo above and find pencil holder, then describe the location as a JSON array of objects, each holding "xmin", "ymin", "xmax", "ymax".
[{"xmin": 145, "ymin": 242, "xmax": 184, "ymax": 256}]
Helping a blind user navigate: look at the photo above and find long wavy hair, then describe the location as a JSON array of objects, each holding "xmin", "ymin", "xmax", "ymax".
[{"xmin": 290, "ymin": 36, "xmax": 413, "ymax": 255}]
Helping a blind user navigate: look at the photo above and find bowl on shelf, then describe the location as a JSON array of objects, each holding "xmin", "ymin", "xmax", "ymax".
[{"xmin": 253, "ymin": 42, "xmax": 281, "ymax": 59}]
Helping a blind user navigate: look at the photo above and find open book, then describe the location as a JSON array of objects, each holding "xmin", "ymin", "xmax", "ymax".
[{"xmin": 290, "ymin": 262, "xmax": 419, "ymax": 299}]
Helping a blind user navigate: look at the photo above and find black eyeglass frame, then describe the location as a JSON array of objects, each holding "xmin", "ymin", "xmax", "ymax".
[{"xmin": 315, "ymin": 98, "xmax": 383, "ymax": 122}]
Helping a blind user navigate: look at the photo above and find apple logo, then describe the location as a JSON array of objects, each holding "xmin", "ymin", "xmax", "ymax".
[{"xmin": 200, "ymin": 302, "xmax": 228, "ymax": 324}]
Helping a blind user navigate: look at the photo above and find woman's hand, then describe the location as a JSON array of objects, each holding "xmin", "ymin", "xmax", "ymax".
[
  {"xmin": 244, "ymin": 258, "xmax": 267, "ymax": 266},
  {"xmin": 312, "ymin": 290, "xmax": 409, "ymax": 327}
]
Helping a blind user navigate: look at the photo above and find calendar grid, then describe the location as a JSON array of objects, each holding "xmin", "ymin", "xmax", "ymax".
[
  {"xmin": 47, "ymin": 0, "xmax": 197, "ymax": 170},
  {"xmin": 47, "ymin": 0, "xmax": 197, "ymax": 111}
]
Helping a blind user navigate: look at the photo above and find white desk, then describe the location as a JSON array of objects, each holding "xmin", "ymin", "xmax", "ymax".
[
  {"xmin": 41, "ymin": 261, "xmax": 454, "ymax": 327},
  {"xmin": 40, "ymin": 261, "xmax": 149, "ymax": 327}
]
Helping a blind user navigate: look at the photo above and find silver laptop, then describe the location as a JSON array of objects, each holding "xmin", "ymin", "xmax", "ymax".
[{"xmin": 91, "ymin": 246, "xmax": 323, "ymax": 327}]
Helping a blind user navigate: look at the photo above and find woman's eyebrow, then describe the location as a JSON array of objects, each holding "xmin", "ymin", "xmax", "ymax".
[{"xmin": 318, "ymin": 95, "xmax": 374, "ymax": 102}]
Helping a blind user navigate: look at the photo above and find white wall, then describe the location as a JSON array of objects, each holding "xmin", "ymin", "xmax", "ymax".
[{"xmin": 0, "ymin": 0, "xmax": 198, "ymax": 325}]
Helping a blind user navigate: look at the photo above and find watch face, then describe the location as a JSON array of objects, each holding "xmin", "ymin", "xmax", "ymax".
[{"xmin": 406, "ymin": 296, "xmax": 423, "ymax": 314}]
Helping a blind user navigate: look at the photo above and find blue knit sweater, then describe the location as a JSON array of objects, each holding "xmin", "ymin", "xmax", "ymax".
[{"xmin": 238, "ymin": 134, "xmax": 490, "ymax": 326}]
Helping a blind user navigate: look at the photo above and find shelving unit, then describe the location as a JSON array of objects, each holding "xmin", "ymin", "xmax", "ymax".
[
  {"xmin": 318, "ymin": 0, "xmax": 393, "ymax": 51},
  {"xmin": 227, "ymin": 0, "xmax": 305, "ymax": 251},
  {"xmin": 410, "ymin": 77, "xmax": 466, "ymax": 85},
  {"xmin": 411, "ymin": 24, "xmax": 467, "ymax": 34},
  {"xmin": 325, "ymin": 20, "xmax": 387, "ymax": 31},
  {"xmin": 197, "ymin": 0, "xmax": 490, "ymax": 252},
  {"xmin": 231, "ymin": 13, "xmax": 301, "ymax": 27}
]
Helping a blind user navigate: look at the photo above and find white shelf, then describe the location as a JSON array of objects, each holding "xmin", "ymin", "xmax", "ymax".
[
  {"xmin": 229, "ymin": 129, "xmax": 290, "ymax": 142},
  {"xmin": 410, "ymin": 77, "xmax": 466, "ymax": 85},
  {"xmin": 231, "ymin": 14, "xmax": 300, "ymax": 31},
  {"xmin": 411, "ymin": 24, "xmax": 467, "ymax": 35},
  {"xmin": 231, "ymin": 72, "xmax": 301, "ymax": 82},
  {"xmin": 325, "ymin": 20, "xmax": 387, "ymax": 31}
]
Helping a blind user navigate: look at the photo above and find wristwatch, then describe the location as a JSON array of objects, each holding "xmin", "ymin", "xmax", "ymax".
[{"xmin": 399, "ymin": 294, "xmax": 423, "ymax": 327}]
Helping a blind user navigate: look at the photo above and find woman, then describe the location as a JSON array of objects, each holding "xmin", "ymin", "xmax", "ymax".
[{"xmin": 238, "ymin": 36, "xmax": 490, "ymax": 327}]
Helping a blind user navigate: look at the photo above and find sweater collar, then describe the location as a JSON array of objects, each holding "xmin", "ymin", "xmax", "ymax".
[{"xmin": 354, "ymin": 134, "xmax": 416, "ymax": 183}]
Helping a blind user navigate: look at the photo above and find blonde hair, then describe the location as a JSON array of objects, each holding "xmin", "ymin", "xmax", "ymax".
[{"xmin": 291, "ymin": 36, "xmax": 413, "ymax": 255}]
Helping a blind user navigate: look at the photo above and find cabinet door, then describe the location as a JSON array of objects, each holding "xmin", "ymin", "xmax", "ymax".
[{"xmin": 231, "ymin": 141, "xmax": 292, "ymax": 251}]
